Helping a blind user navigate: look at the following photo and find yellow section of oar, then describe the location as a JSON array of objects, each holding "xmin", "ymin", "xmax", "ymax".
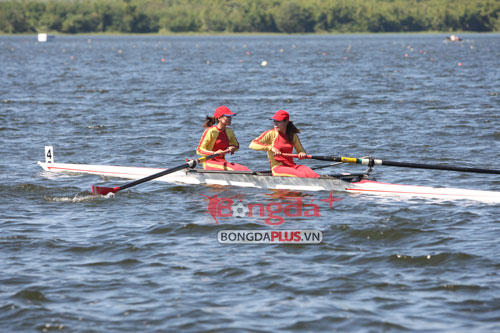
[
  {"xmin": 340, "ymin": 157, "xmax": 360, "ymax": 164},
  {"xmin": 198, "ymin": 156, "xmax": 210, "ymax": 163}
]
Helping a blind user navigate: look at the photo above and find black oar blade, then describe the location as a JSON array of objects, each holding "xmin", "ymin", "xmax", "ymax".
[{"xmin": 92, "ymin": 185, "xmax": 120, "ymax": 196}]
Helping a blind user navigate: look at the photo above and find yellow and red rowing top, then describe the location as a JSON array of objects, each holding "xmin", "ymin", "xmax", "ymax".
[
  {"xmin": 197, "ymin": 125, "xmax": 248, "ymax": 171},
  {"xmin": 249, "ymin": 129, "xmax": 306, "ymax": 170}
]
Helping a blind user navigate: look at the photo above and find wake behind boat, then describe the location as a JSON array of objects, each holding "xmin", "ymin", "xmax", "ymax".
[{"xmin": 37, "ymin": 147, "xmax": 500, "ymax": 203}]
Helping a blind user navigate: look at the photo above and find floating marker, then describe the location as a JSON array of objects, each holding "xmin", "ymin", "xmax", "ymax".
[{"xmin": 261, "ymin": 61, "xmax": 268, "ymax": 67}]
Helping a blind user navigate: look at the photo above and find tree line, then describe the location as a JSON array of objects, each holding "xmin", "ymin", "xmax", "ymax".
[{"xmin": 1, "ymin": 0, "xmax": 499, "ymax": 34}]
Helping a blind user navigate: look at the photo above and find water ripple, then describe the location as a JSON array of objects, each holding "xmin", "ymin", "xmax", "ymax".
[{"xmin": 1, "ymin": 34, "xmax": 499, "ymax": 332}]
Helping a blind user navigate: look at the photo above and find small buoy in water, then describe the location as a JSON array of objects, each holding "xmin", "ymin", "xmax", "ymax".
[
  {"xmin": 404, "ymin": 53, "xmax": 409, "ymax": 58},
  {"xmin": 246, "ymin": 51, "xmax": 251, "ymax": 56},
  {"xmin": 261, "ymin": 61, "xmax": 268, "ymax": 67},
  {"xmin": 322, "ymin": 52, "xmax": 326, "ymax": 56},
  {"xmin": 161, "ymin": 58, "xmax": 165, "ymax": 62},
  {"xmin": 458, "ymin": 62, "xmax": 462, "ymax": 66}
]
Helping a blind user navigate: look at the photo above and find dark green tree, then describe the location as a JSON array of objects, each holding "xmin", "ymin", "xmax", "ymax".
[{"xmin": 274, "ymin": 1, "xmax": 315, "ymax": 33}]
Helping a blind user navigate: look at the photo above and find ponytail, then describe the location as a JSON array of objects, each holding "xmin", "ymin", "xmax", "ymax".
[
  {"xmin": 286, "ymin": 121, "xmax": 300, "ymax": 143},
  {"xmin": 203, "ymin": 116, "xmax": 216, "ymax": 128}
]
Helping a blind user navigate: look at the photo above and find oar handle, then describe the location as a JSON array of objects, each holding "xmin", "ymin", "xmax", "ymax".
[
  {"xmin": 197, "ymin": 149, "xmax": 230, "ymax": 164},
  {"xmin": 281, "ymin": 153, "xmax": 312, "ymax": 159}
]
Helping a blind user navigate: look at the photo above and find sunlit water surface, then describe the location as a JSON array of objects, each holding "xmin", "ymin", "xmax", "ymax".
[{"xmin": 1, "ymin": 34, "xmax": 499, "ymax": 332}]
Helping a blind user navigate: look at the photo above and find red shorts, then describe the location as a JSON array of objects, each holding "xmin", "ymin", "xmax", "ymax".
[
  {"xmin": 271, "ymin": 164, "xmax": 320, "ymax": 178},
  {"xmin": 203, "ymin": 160, "xmax": 251, "ymax": 171}
]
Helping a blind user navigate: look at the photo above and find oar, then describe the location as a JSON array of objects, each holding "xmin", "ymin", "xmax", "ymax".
[
  {"xmin": 92, "ymin": 150, "xmax": 229, "ymax": 196},
  {"xmin": 283, "ymin": 154, "xmax": 500, "ymax": 175},
  {"xmin": 311, "ymin": 162, "xmax": 344, "ymax": 170}
]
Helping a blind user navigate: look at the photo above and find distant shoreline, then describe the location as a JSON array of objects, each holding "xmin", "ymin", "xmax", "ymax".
[{"xmin": 2, "ymin": 31, "xmax": 499, "ymax": 37}]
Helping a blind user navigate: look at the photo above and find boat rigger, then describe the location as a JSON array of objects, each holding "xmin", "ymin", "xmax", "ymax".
[{"xmin": 37, "ymin": 146, "xmax": 500, "ymax": 203}]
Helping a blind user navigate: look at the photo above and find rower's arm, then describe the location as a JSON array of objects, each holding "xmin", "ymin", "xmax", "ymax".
[
  {"xmin": 292, "ymin": 134, "xmax": 306, "ymax": 154},
  {"xmin": 226, "ymin": 128, "xmax": 240, "ymax": 152},
  {"xmin": 249, "ymin": 130, "xmax": 275, "ymax": 151},
  {"xmin": 196, "ymin": 127, "xmax": 217, "ymax": 156}
]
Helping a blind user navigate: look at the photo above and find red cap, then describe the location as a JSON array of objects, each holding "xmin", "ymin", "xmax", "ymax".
[
  {"xmin": 271, "ymin": 110, "xmax": 289, "ymax": 122},
  {"xmin": 214, "ymin": 105, "xmax": 236, "ymax": 119}
]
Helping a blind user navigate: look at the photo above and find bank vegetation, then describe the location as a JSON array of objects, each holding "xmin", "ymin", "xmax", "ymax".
[{"xmin": 1, "ymin": 0, "xmax": 499, "ymax": 34}]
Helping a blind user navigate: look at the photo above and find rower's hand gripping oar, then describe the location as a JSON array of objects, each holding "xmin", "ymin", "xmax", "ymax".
[
  {"xmin": 91, "ymin": 150, "xmax": 229, "ymax": 196},
  {"xmin": 283, "ymin": 154, "xmax": 500, "ymax": 175}
]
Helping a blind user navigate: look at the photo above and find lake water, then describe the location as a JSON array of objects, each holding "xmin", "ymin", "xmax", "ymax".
[{"xmin": 1, "ymin": 33, "xmax": 499, "ymax": 332}]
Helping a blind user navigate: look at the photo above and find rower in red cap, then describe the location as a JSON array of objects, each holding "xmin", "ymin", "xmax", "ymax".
[
  {"xmin": 249, "ymin": 110, "xmax": 319, "ymax": 178},
  {"xmin": 196, "ymin": 105, "xmax": 250, "ymax": 171}
]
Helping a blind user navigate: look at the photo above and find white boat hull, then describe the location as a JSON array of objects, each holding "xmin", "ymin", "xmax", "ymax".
[{"xmin": 37, "ymin": 161, "xmax": 500, "ymax": 203}]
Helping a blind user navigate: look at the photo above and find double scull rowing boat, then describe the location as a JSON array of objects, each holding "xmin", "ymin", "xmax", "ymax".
[{"xmin": 37, "ymin": 147, "xmax": 500, "ymax": 203}]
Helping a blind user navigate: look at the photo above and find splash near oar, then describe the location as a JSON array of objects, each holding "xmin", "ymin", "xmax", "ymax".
[
  {"xmin": 283, "ymin": 154, "xmax": 500, "ymax": 175},
  {"xmin": 91, "ymin": 150, "xmax": 229, "ymax": 196}
]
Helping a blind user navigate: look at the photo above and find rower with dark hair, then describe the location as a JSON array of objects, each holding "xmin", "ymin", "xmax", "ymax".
[
  {"xmin": 249, "ymin": 110, "xmax": 319, "ymax": 178},
  {"xmin": 196, "ymin": 105, "xmax": 250, "ymax": 171}
]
